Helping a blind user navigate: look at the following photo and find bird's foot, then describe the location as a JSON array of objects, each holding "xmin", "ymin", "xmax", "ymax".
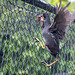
[
  {"xmin": 33, "ymin": 37, "xmax": 46, "ymax": 49},
  {"xmin": 41, "ymin": 60, "xmax": 51, "ymax": 68},
  {"xmin": 33, "ymin": 37, "xmax": 40, "ymax": 42},
  {"xmin": 41, "ymin": 58, "xmax": 58, "ymax": 68}
]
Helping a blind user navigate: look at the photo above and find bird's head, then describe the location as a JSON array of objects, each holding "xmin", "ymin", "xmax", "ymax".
[
  {"xmin": 38, "ymin": 13, "xmax": 49, "ymax": 21},
  {"xmin": 37, "ymin": 13, "xmax": 50, "ymax": 28}
]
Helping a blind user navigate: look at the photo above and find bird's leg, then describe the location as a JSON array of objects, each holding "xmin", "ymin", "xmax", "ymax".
[
  {"xmin": 41, "ymin": 58, "xmax": 58, "ymax": 67},
  {"xmin": 34, "ymin": 37, "xmax": 46, "ymax": 49}
]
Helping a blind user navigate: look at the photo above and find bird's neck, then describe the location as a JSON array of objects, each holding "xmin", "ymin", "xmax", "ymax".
[{"xmin": 44, "ymin": 18, "xmax": 51, "ymax": 27}]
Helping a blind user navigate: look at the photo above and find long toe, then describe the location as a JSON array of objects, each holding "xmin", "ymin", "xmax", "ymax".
[{"xmin": 41, "ymin": 60, "xmax": 51, "ymax": 67}]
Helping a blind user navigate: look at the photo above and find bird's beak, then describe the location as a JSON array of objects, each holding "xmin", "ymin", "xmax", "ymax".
[
  {"xmin": 37, "ymin": 14, "xmax": 44, "ymax": 28},
  {"xmin": 37, "ymin": 14, "xmax": 44, "ymax": 22}
]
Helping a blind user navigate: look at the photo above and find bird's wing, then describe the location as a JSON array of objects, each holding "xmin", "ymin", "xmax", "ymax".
[
  {"xmin": 56, "ymin": 0, "xmax": 62, "ymax": 15},
  {"xmin": 54, "ymin": 0, "xmax": 75, "ymax": 31},
  {"xmin": 48, "ymin": 0, "xmax": 75, "ymax": 39}
]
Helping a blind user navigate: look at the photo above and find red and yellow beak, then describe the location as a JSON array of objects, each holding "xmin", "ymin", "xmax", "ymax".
[
  {"xmin": 37, "ymin": 14, "xmax": 44, "ymax": 21},
  {"xmin": 40, "ymin": 14, "xmax": 43, "ymax": 17},
  {"xmin": 37, "ymin": 14, "xmax": 44, "ymax": 28}
]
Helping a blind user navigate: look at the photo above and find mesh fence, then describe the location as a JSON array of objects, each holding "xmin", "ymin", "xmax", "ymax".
[{"xmin": 0, "ymin": 0, "xmax": 75, "ymax": 75}]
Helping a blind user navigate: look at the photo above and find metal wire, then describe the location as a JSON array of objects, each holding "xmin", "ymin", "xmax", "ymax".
[{"xmin": 0, "ymin": 0, "xmax": 75, "ymax": 75}]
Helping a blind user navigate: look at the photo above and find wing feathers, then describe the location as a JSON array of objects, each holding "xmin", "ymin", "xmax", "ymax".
[
  {"xmin": 49, "ymin": 0, "xmax": 75, "ymax": 40},
  {"xmin": 62, "ymin": 2, "xmax": 71, "ymax": 11},
  {"xmin": 58, "ymin": 0, "xmax": 61, "ymax": 11}
]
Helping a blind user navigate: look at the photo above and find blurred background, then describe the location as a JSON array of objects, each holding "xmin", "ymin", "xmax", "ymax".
[
  {"xmin": 43, "ymin": 0, "xmax": 75, "ymax": 12},
  {"xmin": 0, "ymin": 0, "xmax": 75, "ymax": 75}
]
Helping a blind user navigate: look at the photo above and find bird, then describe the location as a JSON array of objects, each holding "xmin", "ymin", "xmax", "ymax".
[{"xmin": 35, "ymin": 0, "xmax": 75, "ymax": 67}]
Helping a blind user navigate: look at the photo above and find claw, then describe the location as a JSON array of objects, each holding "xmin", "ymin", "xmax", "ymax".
[
  {"xmin": 33, "ymin": 37, "xmax": 46, "ymax": 49},
  {"xmin": 41, "ymin": 60, "xmax": 51, "ymax": 67},
  {"xmin": 33, "ymin": 37, "xmax": 40, "ymax": 42},
  {"xmin": 41, "ymin": 58, "xmax": 58, "ymax": 68}
]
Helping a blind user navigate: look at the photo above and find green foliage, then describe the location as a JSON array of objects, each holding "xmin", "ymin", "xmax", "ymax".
[{"xmin": 0, "ymin": 0, "xmax": 75, "ymax": 75}]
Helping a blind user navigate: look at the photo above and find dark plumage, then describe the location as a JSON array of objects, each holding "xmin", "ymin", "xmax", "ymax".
[
  {"xmin": 42, "ymin": 13, "xmax": 59, "ymax": 58},
  {"xmin": 37, "ymin": 0, "xmax": 75, "ymax": 67}
]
